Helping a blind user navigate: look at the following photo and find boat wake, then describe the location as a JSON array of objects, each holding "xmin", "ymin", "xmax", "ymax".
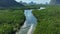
[{"xmin": 16, "ymin": 10, "xmax": 37, "ymax": 34}]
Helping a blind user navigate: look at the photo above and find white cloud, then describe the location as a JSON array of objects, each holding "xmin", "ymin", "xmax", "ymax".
[{"xmin": 15, "ymin": 0, "xmax": 51, "ymax": 4}]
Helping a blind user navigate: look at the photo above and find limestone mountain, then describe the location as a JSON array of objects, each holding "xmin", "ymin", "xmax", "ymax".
[
  {"xmin": 0, "ymin": 0, "xmax": 24, "ymax": 8},
  {"xmin": 50, "ymin": 0, "xmax": 60, "ymax": 5}
]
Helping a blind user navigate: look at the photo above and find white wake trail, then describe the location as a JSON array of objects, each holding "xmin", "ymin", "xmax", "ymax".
[{"xmin": 27, "ymin": 24, "xmax": 34, "ymax": 34}]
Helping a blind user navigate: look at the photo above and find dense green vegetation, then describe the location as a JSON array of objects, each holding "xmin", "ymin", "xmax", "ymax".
[
  {"xmin": 0, "ymin": 9, "xmax": 25, "ymax": 34},
  {"xmin": 24, "ymin": 4, "xmax": 47, "ymax": 9},
  {"xmin": 33, "ymin": 6, "xmax": 60, "ymax": 34}
]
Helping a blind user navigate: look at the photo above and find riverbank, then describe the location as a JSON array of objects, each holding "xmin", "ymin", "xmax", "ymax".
[
  {"xmin": 0, "ymin": 9, "xmax": 25, "ymax": 34},
  {"xmin": 33, "ymin": 6, "xmax": 60, "ymax": 34}
]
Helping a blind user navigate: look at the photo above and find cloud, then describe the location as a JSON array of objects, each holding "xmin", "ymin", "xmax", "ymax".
[{"xmin": 15, "ymin": 0, "xmax": 51, "ymax": 4}]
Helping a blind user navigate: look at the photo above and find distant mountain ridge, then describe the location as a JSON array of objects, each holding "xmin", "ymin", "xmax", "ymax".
[{"xmin": 0, "ymin": 0, "xmax": 24, "ymax": 8}]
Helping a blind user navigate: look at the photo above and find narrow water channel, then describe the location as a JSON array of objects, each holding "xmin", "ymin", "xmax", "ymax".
[{"xmin": 16, "ymin": 10, "xmax": 37, "ymax": 34}]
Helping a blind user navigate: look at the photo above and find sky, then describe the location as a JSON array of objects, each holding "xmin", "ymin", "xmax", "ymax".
[{"xmin": 15, "ymin": 0, "xmax": 51, "ymax": 4}]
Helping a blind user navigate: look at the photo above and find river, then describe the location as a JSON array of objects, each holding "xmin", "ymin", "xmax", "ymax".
[{"xmin": 16, "ymin": 10, "xmax": 37, "ymax": 34}]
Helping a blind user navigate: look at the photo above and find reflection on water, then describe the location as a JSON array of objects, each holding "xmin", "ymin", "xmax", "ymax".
[
  {"xmin": 16, "ymin": 10, "xmax": 37, "ymax": 34},
  {"xmin": 38, "ymin": 7, "xmax": 45, "ymax": 10}
]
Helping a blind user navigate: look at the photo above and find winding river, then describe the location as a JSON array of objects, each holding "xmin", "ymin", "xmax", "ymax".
[{"xmin": 16, "ymin": 10, "xmax": 37, "ymax": 34}]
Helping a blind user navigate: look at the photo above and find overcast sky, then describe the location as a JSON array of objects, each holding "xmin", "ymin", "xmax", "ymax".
[{"xmin": 15, "ymin": 0, "xmax": 51, "ymax": 4}]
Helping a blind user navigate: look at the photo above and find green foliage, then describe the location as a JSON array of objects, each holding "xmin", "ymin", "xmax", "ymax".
[
  {"xmin": 25, "ymin": 5, "xmax": 40, "ymax": 9},
  {"xmin": 0, "ymin": 9, "xmax": 25, "ymax": 34},
  {"xmin": 33, "ymin": 6, "xmax": 60, "ymax": 34}
]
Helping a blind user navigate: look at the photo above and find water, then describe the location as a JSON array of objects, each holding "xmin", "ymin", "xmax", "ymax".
[
  {"xmin": 38, "ymin": 7, "xmax": 45, "ymax": 10},
  {"xmin": 16, "ymin": 10, "xmax": 37, "ymax": 34}
]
